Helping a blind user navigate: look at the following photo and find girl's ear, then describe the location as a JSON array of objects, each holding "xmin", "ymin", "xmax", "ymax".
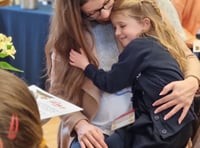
[{"xmin": 142, "ymin": 17, "xmax": 151, "ymax": 31}]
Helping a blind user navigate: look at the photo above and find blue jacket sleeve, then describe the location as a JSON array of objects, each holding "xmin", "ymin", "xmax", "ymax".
[{"xmin": 84, "ymin": 38, "xmax": 152, "ymax": 93}]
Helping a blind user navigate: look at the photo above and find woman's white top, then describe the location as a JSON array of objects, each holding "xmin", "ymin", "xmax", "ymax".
[{"xmin": 91, "ymin": 23, "xmax": 132, "ymax": 135}]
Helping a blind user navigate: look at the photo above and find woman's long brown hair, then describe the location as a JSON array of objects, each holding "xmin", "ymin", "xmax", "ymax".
[{"xmin": 45, "ymin": 0, "xmax": 98, "ymax": 105}]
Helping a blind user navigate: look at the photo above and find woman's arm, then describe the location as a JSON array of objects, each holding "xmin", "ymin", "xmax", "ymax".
[
  {"xmin": 50, "ymin": 52, "xmax": 107, "ymax": 148},
  {"xmin": 153, "ymin": 47, "xmax": 200, "ymax": 124},
  {"xmin": 49, "ymin": 52, "xmax": 88, "ymax": 133},
  {"xmin": 153, "ymin": 77, "xmax": 199, "ymax": 124}
]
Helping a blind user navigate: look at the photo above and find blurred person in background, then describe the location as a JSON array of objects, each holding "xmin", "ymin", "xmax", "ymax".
[{"xmin": 172, "ymin": 0, "xmax": 200, "ymax": 49}]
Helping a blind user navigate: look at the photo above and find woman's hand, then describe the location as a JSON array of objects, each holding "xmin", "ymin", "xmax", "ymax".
[
  {"xmin": 74, "ymin": 120, "xmax": 108, "ymax": 148},
  {"xmin": 153, "ymin": 77, "xmax": 199, "ymax": 124},
  {"xmin": 69, "ymin": 48, "xmax": 90, "ymax": 70}
]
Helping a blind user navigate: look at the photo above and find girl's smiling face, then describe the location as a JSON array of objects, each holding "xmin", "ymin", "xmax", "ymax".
[{"xmin": 111, "ymin": 11, "xmax": 150, "ymax": 47}]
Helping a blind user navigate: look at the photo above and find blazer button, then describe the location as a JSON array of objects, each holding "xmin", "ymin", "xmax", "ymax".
[
  {"xmin": 154, "ymin": 115, "xmax": 160, "ymax": 120},
  {"xmin": 161, "ymin": 129, "xmax": 167, "ymax": 134}
]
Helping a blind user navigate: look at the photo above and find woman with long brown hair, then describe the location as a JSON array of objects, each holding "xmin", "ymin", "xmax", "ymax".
[{"xmin": 45, "ymin": 0, "xmax": 200, "ymax": 147}]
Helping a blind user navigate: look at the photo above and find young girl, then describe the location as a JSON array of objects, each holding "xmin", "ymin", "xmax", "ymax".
[
  {"xmin": 69, "ymin": 0, "xmax": 195, "ymax": 147},
  {"xmin": 0, "ymin": 69, "xmax": 47, "ymax": 148}
]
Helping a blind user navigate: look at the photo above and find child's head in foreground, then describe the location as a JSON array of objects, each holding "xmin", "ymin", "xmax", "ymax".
[{"xmin": 0, "ymin": 69, "xmax": 46, "ymax": 148}]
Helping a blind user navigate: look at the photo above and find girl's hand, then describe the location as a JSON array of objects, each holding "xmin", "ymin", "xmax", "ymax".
[
  {"xmin": 75, "ymin": 120, "xmax": 108, "ymax": 148},
  {"xmin": 69, "ymin": 48, "xmax": 90, "ymax": 70},
  {"xmin": 153, "ymin": 77, "xmax": 199, "ymax": 124}
]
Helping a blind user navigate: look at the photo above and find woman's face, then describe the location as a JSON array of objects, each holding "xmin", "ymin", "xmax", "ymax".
[{"xmin": 81, "ymin": 0, "xmax": 114, "ymax": 22}]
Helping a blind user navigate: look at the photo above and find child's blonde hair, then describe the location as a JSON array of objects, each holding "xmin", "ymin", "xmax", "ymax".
[
  {"xmin": 0, "ymin": 69, "xmax": 47, "ymax": 148},
  {"xmin": 112, "ymin": 0, "xmax": 188, "ymax": 73}
]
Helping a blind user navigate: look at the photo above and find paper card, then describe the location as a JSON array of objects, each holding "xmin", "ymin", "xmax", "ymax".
[
  {"xmin": 28, "ymin": 85, "xmax": 83, "ymax": 120},
  {"xmin": 111, "ymin": 109, "xmax": 135, "ymax": 131}
]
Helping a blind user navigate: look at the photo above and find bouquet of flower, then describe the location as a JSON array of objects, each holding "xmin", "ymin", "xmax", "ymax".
[{"xmin": 0, "ymin": 33, "xmax": 23, "ymax": 72}]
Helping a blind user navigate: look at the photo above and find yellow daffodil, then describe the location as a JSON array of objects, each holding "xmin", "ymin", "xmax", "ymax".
[{"xmin": 0, "ymin": 33, "xmax": 23, "ymax": 72}]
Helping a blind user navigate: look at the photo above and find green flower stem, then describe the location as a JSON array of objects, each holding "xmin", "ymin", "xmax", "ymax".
[{"xmin": 0, "ymin": 61, "xmax": 23, "ymax": 72}]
